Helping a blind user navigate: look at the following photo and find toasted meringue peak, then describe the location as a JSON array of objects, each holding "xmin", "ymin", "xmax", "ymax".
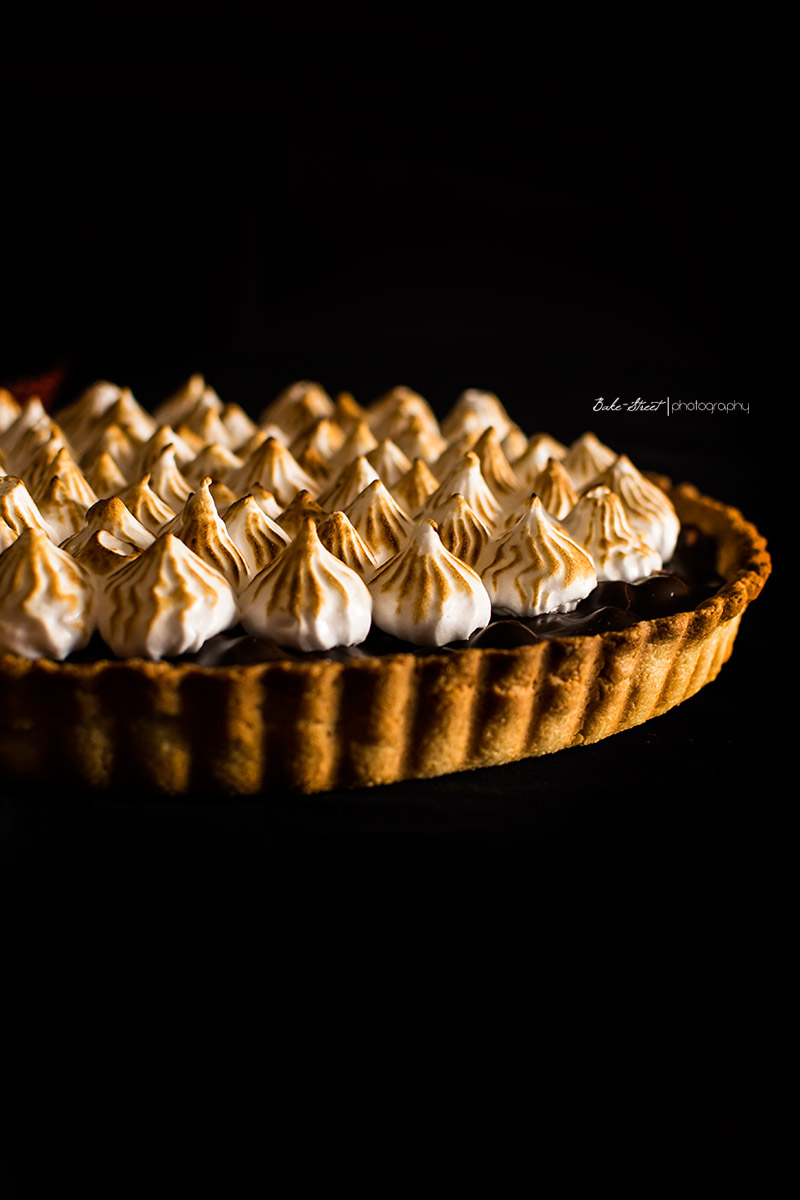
[
  {"xmin": 233, "ymin": 436, "xmax": 319, "ymax": 506},
  {"xmin": 590, "ymin": 454, "xmax": 681, "ymax": 562},
  {"xmin": 0, "ymin": 476, "xmax": 57, "ymax": 550},
  {"xmin": 146, "ymin": 444, "xmax": 194, "ymax": 511},
  {"xmin": 393, "ymin": 413, "xmax": 448, "ymax": 464},
  {"xmin": 97, "ymin": 533, "xmax": 239, "ymax": 661},
  {"xmin": 52, "ymin": 380, "xmax": 123, "ymax": 450},
  {"xmin": 441, "ymin": 388, "xmax": 515, "ymax": 442},
  {"xmin": 178, "ymin": 389, "xmax": 231, "ymax": 447},
  {"xmin": 424, "ymin": 492, "xmax": 493, "ymax": 569},
  {"xmin": 162, "ymin": 478, "xmax": 249, "ymax": 592},
  {"xmin": 561, "ymin": 485, "xmax": 662, "ymax": 581},
  {"xmin": 16, "ymin": 426, "xmax": 72, "ymax": 492},
  {"xmin": 423, "ymin": 450, "xmax": 502, "ymax": 530},
  {"xmin": 481, "ymin": 495, "xmax": 597, "ymax": 616},
  {"xmin": 366, "ymin": 438, "xmax": 413, "ymax": 488},
  {"xmin": 326, "ymin": 419, "xmax": 379, "ymax": 475},
  {"xmin": 222, "ymin": 495, "xmax": 290, "ymax": 576},
  {"xmin": 239, "ymin": 517, "xmax": 372, "ymax": 652},
  {"xmin": 0, "ymin": 528, "xmax": 96, "ymax": 659},
  {"xmin": 259, "ymin": 381, "xmax": 334, "ymax": 441},
  {"xmin": 115, "ymin": 475, "xmax": 177, "ymax": 535},
  {"xmin": 0, "ymin": 396, "xmax": 48, "ymax": 462},
  {"xmin": 532, "ymin": 457, "xmax": 579, "ymax": 520},
  {"xmin": 293, "ymin": 444, "xmax": 331, "ymax": 485},
  {"xmin": 318, "ymin": 455, "xmax": 380, "ymax": 512},
  {"xmin": 0, "ymin": 387, "xmax": 22, "ymax": 434},
  {"xmin": 85, "ymin": 450, "xmax": 130, "ymax": 499},
  {"xmin": 501, "ymin": 425, "xmax": 529, "ymax": 463},
  {"xmin": 333, "ymin": 390, "xmax": 370, "ymax": 432},
  {"xmin": 316, "ymin": 510, "xmax": 379, "ymax": 577},
  {"xmin": 71, "ymin": 528, "xmax": 141, "ymax": 577},
  {"xmin": 290, "ymin": 417, "xmax": 347, "ymax": 465},
  {"xmin": 79, "ymin": 421, "xmax": 140, "ymax": 480},
  {"xmin": 64, "ymin": 387, "xmax": 154, "ymax": 459},
  {"xmin": 470, "ymin": 427, "xmax": 522, "ymax": 505},
  {"xmin": 220, "ymin": 403, "xmax": 256, "ymax": 450},
  {"xmin": 512, "ymin": 433, "xmax": 569, "ymax": 488},
  {"xmin": 62, "ymin": 496, "xmax": 155, "ymax": 558},
  {"xmin": 246, "ymin": 484, "xmax": 283, "ymax": 521},
  {"xmin": 184, "ymin": 442, "xmax": 243, "ymax": 488},
  {"xmin": 275, "ymin": 489, "xmax": 328, "ymax": 539},
  {"xmin": 152, "ymin": 373, "xmax": 209, "ymax": 429},
  {"xmin": 369, "ymin": 518, "xmax": 491, "ymax": 646},
  {"xmin": 391, "ymin": 458, "xmax": 440, "ymax": 517},
  {"xmin": 90, "ymin": 390, "xmax": 157, "ymax": 452},
  {"xmin": 36, "ymin": 476, "xmax": 91, "ymax": 544},
  {"xmin": 234, "ymin": 427, "xmax": 278, "ymax": 467},
  {"xmin": 561, "ymin": 432, "xmax": 617, "ymax": 490},
  {"xmin": 31, "ymin": 446, "xmax": 98, "ymax": 511},
  {"xmin": 430, "ymin": 429, "xmax": 480, "ymax": 483},
  {"xmin": 367, "ymin": 386, "xmax": 440, "ymax": 442},
  {"xmin": 175, "ymin": 422, "xmax": 212, "ymax": 458},
  {"xmin": 343, "ymin": 478, "xmax": 415, "ymax": 566},
  {"xmin": 208, "ymin": 479, "xmax": 239, "ymax": 514}
]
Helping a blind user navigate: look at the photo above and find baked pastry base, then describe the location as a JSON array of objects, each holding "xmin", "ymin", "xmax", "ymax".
[{"xmin": 0, "ymin": 482, "xmax": 771, "ymax": 795}]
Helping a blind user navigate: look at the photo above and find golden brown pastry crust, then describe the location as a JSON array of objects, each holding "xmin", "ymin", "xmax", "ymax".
[{"xmin": 0, "ymin": 482, "xmax": 771, "ymax": 795}]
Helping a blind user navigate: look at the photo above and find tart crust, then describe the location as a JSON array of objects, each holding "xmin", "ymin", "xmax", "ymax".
[{"xmin": 0, "ymin": 481, "xmax": 771, "ymax": 795}]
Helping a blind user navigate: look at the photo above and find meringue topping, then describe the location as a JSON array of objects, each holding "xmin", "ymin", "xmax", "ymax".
[
  {"xmin": 275, "ymin": 489, "xmax": 328, "ymax": 539},
  {"xmin": 343, "ymin": 478, "xmax": 415, "ymax": 566},
  {"xmin": 367, "ymin": 386, "xmax": 440, "ymax": 442},
  {"xmin": 423, "ymin": 450, "xmax": 502, "ymax": 530},
  {"xmin": 162, "ymin": 478, "xmax": 249, "ymax": 592},
  {"xmin": 0, "ymin": 387, "xmax": 22, "ymax": 434},
  {"xmin": 115, "ymin": 474, "xmax": 177, "ymax": 535},
  {"xmin": 0, "ymin": 373, "xmax": 684, "ymax": 664},
  {"xmin": 561, "ymin": 432, "xmax": 617, "ymax": 490},
  {"xmin": 590, "ymin": 454, "xmax": 680, "ymax": 562},
  {"xmin": 481, "ymin": 495, "xmax": 597, "ymax": 616},
  {"xmin": 146, "ymin": 444, "xmax": 194, "ymax": 511},
  {"xmin": 369, "ymin": 518, "xmax": 491, "ymax": 646},
  {"xmin": 97, "ymin": 533, "xmax": 239, "ymax": 660},
  {"xmin": 36, "ymin": 475, "xmax": 91, "ymax": 544},
  {"xmin": 390, "ymin": 457, "xmax": 440, "ymax": 517},
  {"xmin": 318, "ymin": 455, "xmax": 380, "ymax": 512},
  {"xmin": 259, "ymin": 380, "xmax": 334, "ymax": 442},
  {"xmin": 239, "ymin": 517, "xmax": 372, "ymax": 652},
  {"xmin": 561, "ymin": 485, "xmax": 663, "ymax": 581},
  {"xmin": 366, "ymin": 438, "xmax": 413, "ymax": 488},
  {"xmin": 424, "ymin": 492, "xmax": 493, "ymax": 570},
  {"xmin": 316, "ymin": 509, "xmax": 379, "ymax": 577},
  {"xmin": 61, "ymin": 496, "xmax": 155, "ymax": 558},
  {"xmin": 85, "ymin": 450, "xmax": 129, "ymax": 499},
  {"xmin": 441, "ymin": 388, "xmax": 515, "ymax": 443},
  {"xmin": 0, "ymin": 528, "xmax": 96, "ymax": 659},
  {"xmin": 512, "ymin": 432, "xmax": 569, "ymax": 489},
  {"xmin": 0, "ymin": 476, "xmax": 57, "ymax": 551},
  {"xmin": 233, "ymin": 436, "xmax": 319, "ymax": 506},
  {"xmin": 531, "ymin": 457, "xmax": 579, "ymax": 520},
  {"xmin": 470, "ymin": 427, "xmax": 522, "ymax": 506},
  {"xmin": 223, "ymin": 495, "xmax": 290, "ymax": 576}
]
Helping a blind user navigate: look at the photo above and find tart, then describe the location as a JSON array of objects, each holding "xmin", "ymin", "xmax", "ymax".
[{"xmin": 0, "ymin": 377, "xmax": 771, "ymax": 795}]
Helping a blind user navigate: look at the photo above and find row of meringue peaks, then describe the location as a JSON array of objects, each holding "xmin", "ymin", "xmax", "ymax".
[{"xmin": 1, "ymin": 439, "xmax": 676, "ymax": 595}]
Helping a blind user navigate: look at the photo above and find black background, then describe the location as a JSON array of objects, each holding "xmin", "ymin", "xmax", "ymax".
[{"xmin": 1, "ymin": 21, "xmax": 794, "ymax": 1189}]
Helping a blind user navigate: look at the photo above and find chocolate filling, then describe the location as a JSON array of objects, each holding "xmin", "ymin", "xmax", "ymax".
[{"xmin": 66, "ymin": 523, "xmax": 724, "ymax": 667}]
